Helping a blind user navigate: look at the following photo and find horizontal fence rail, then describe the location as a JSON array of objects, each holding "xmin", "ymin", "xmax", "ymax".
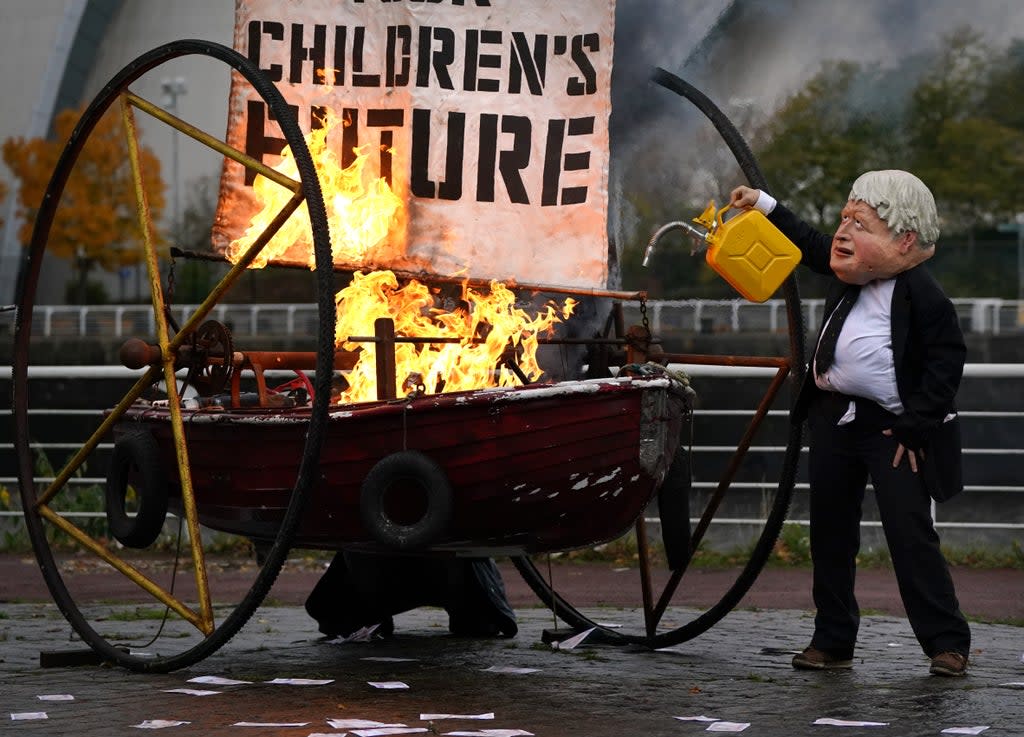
[
  {"xmin": 1, "ymin": 364, "xmax": 1020, "ymax": 549},
  {"xmin": 2, "ymin": 298, "xmax": 1022, "ymax": 339}
]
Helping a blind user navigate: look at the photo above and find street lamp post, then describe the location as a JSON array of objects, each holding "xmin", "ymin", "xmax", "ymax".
[{"xmin": 160, "ymin": 77, "xmax": 187, "ymax": 240}]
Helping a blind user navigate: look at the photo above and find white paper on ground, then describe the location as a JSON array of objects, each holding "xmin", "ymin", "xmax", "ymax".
[
  {"xmin": 675, "ymin": 716, "xmax": 720, "ymax": 722},
  {"xmin": 706, "ymin": 722, "xmax": 750, "ymax": 732},
  {"xmin": 481, "ymin": 666, "xmax": 539, "ymax": 674},
  {"xmin": 36, "ymin": 694, "xmax": 74, "ymax": 701},
  {"xmin": 421, "ymin": 713, "xmax": 494, "ymax": 720},
  {"xmin": 163, "ymin": 689, "xmax": 221, "ymax": 697},
  {"xmin": 941, "ymin": 727, "xmax": 990, "ymax": 735},
  {"xmin": 327, "ymin": 719, "xmax": 409, "ymax": 729},
  {"xmin": 231, "ymin": 721, "xmax": 310, "ymax": 727},
  {"xmin": 132, "ymin": 719, "xmax": 191, "ymax": 729},
  {"xmin": 443, "ymin": 730, "xmax": 535, "ymax": 736},
  {"xmin": 813, "ymin": 718, "xmax": 889, "ymax": 727},
  {"xmin": 10, "ymin": 712, "xmax": 48, "ymax": 721},
  {"xmin": 264, "ymin": 678, "xmax": 334, "ymax": 686},
  {"xmin": 351, "ymin": 728, "xmax": 428, "ymax": 736},
  {"xmin": 187, "ymin": 675, "xmax": 251, "ymax": 685},
  {"xmin": 552, "ymin": 627, "xmax": 596, "ymax": 650},
  {"xmin": 368, "ymin": 681, "xmax": 409, "ymax": 689}
]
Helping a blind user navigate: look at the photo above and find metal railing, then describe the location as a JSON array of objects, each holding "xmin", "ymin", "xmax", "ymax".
[
  {"xmin": 2, "ymin": 298, "xmax": 1022, "ymax": 339},
  {"xmin": 1, "ymin": 364, "xmax": 1021, "ymax": 548}
]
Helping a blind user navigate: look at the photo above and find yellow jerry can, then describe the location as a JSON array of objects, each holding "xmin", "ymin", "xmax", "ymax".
[{"xmin": 703, "ymin": 204, "xmax": 802, "ymax": 303}]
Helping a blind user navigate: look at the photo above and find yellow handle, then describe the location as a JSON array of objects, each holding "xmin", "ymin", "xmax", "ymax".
[{"xmin": 715, "ymin": 203, "xmax": 733, "ymax": 229}]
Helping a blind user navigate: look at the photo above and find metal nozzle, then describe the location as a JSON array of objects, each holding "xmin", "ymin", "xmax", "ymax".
[{"xmin": 643, "ymin": 221, "xmax": 709, "ymax": 266}]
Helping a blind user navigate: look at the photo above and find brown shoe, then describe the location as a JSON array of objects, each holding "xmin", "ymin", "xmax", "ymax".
[
  {"xmin": 792, "ymin": 646, "xmax": 853, "ymax": 670},
  {"xmin": 929, "ymin": 651, "xmax": 968, "ymax": 677}
]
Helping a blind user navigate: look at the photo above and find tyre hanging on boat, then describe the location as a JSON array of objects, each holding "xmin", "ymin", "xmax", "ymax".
[
  {"xmin": 360, "ymin": 450, "xmax": 454, "ymax": 550},
  {"xmin": 105, "ymin": 429, "xmax": 169, "ymax": 549}
]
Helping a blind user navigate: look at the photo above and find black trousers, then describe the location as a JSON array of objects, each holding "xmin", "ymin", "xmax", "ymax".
[{"xmin": 806, "ymin": 391, "xmax": 970, "ymax": 658}]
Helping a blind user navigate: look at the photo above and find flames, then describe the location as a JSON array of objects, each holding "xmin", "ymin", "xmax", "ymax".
[
  {"xmin": 224, "ymin": 108, "xmax": 402, "ymax": 268},
  {"xmin": 335, "ymin": 271, "xmax": 576, "ymax": 404},
  {"xmin": 225, "ymin": 109, "xmax": 576, "ymax": 404}
]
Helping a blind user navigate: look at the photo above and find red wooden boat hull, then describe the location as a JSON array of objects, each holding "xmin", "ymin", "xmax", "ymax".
[{"xmin": 117, "ymin": 376, "xmax": 690, "ymax": 555}]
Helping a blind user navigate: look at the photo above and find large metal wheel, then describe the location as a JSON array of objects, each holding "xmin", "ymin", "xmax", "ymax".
[
  {"xmin": 11, "ymin": 40, "xmax": 335, "ymax": 672},
  {"xmin": 513, "ymin": 69, "xmax": 806, "ymax": 649}
]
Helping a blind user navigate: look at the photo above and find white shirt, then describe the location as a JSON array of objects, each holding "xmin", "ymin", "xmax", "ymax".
[
  {"xmin": 815, "ymin": 279, "xmax": 904, "ymax": 422},
  {"xmin": 753, "ymin": 190, "xmax": 904, "ymax": 421}
]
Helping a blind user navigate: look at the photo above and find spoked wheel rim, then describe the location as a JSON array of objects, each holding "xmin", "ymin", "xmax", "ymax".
[
  {"xmin": 513, "ymin": 69, "xmax": 806, "ymax": 649},
  {"xmin": 11, "ymin": 39, "xmax": 335, "ymax": 672}
]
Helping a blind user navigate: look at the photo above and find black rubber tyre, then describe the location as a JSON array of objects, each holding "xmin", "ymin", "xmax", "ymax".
[
  {"xmin": 657, "ymin": 443, "xmax": 692, "ymax": 571},
  {"xmin": 360, "ymin": 451, "xmax": 454, "ymax": 550},
  {"xmin": 105, "ymin": 430, "xmax": 169, "ymax": 549}
]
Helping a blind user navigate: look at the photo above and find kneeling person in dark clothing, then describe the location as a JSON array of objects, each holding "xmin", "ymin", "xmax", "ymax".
[{"xmin": 305, "ymin": 551, "xmax": 518, "ymax": 639}]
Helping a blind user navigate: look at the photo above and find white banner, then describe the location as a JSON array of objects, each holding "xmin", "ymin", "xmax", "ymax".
[{"xmin": 214, "ymin": 0, "xmax": 615, "ymax": 289}]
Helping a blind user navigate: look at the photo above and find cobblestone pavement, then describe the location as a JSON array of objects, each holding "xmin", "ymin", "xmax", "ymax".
[{"xmin": 3, "ymin": 601, "xmax": 1023, "ymax": 737}]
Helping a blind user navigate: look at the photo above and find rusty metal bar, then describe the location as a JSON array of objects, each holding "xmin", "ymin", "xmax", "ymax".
[
  {"xmin": 650, "ymin": 363, "xmax": 791, "ymax": 623},
  {"xmin": 634, "ymin": 516, "xmax": 657, "ymax": 638},
  {"xmin": 126, "ymin": 92, "xmax": 300, "ymax": 193},
  {"xmin": 122, "ymin": 93, "xmax": 214, "ymax": 632},
  {"xmin": 170, "ymin": 247, "xmax": 647, "ymax": 302},
  {"xmin": 36, "ymin": 506, "xmax": 208, "ymax": 632},
  {"xmin": 167, "ymin": 194, "xmax": 306, "ymax": 353},
  {"xmin": 374, "ymin": 317, "xmax": 397, "ymax": 401},
  {"xmin": 35, "ymin": 366, "xmax": 158, "ymax": 507}
]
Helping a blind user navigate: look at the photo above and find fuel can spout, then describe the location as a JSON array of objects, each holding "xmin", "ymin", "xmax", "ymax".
[{"xmin": 643, "ymin": 220, "xmax": 709, "ymax": 266}]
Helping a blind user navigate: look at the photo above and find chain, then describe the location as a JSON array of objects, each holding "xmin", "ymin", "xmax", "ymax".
[
  {"xmin": 166, "ymin": 255, "xmax": 176, "ymax": 306},
  {"xmin": 639, "ymin": 295, "xmax": 650, "ymax": 337}
]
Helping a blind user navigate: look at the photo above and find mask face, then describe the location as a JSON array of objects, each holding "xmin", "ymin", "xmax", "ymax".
[{"xmin": 830, "ymin": 200, "xmax": 920, "ymax": 284}]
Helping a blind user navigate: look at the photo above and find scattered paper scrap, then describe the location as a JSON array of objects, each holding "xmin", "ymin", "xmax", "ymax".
[
  {"xmin": 552, "ymin": 627, "xmax": 596, "ymax": 650},
  {"xmin": 887, "ymin": 643, "xmax": 902, "ymax": 647},
  {"xmin": 595, "ymin": 622, "xmax": 622, "ymax": 628},
  {"xmin": 232, "ymin": 722, "xmax": 310, "ymax": 727},
  {"xmin": 11, "ymin": 712, "xmax": 47, "ymax": 721},
  {"xmin": 813, "ymin": 718, "xmax": 889, "ymax": 727},
  {"xmin": 443, "ymin": 731, "xmax": 534, "ymax": 737},
  {"xmin": 264, "ymin": 678, "xmax": 334, "ymax": 686},
  {"xmin": 706, "ymin": 722, "xmax": 750, "ymax": 732},
  {"xmin": 481, "ymin": 666, "xmax": 539, "ymax": 675},
  {"xmin": 328, "ymin": 720, "xmax": 410, "ymax": 730},
  {"xmin": 368, "ymin": 681, "xmax": 410, "ymax": 689},
  {"xmin": 133, "ymin": 720, "xmax": 191, "ymax": 729},
  {"xmin": 675, "ymin": 716, "xmax": 720, "ymax": 722},
  {"xmin": 188, "ymin": 675, "xmax": 251, "ymax": 686},
  {"xmin": 998, "ymin": 682, "xmax": 1024, "ymax": 688},
  {"xmin": 421, "ymin": 713, "xmax": 495, "ymax": 721},
  {"xmin": 163, "ymin": 688, "xmax": 221, "ymax": 697},
  {"xmin": 361, "ymin": 656, "xmax": 418, "ymax": 662},
  {"xmin": 351, "ymin": 729, "xmax": 428, "ymax": 736},
  {"xmin": 36, "ymin": 694, "xmax": 74, "ymax": 702},
  {"xmin": 941, "ymin": 728, "xmax": 990, "ymax": 735},
  {"xmin": 339, "ymin": 624, "xmax": 381, "ymax": 643}
]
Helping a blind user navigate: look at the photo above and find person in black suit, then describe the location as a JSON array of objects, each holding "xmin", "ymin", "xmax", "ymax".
[{"xmin": 730, "ymin": 170, "xmax": 970, "ymax": 677}]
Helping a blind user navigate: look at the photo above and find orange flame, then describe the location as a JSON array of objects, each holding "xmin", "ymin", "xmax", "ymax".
[
  {"xmin": 227, "ymin": 108, "xmax": 577, "ymax": 403},
  {"xmin": 225, "ymin": 108, "xmax": 402, "ymax": 268},
  {"xmin": 335, "ymin": 271, "xmax": 576, "ymax": 404}
]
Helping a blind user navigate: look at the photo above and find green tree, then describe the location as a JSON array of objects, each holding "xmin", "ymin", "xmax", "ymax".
[
  {"xmin": 751, "ymin": 60, "xmax": 895, "ymax": 232},
  {"xmin": 904, "ymin": 27, "xmax": 1024, "ymax": 248},
  {"xmin": 3, "ymin": 106, "xmax": 166, "ymax": 304}
]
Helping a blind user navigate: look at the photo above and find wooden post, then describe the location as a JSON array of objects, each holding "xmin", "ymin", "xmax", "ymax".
[{"xmin": 374, "ymin": 317, "xmax": 397, "ymax": 400}]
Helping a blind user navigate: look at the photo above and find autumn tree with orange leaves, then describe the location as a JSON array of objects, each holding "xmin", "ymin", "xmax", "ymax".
[{"xmin": 3, "ymin": 106, "xmax": 165, "ymax": 303}]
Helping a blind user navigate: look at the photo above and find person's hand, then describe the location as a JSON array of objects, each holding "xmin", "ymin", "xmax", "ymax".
[
  {"xmin": 883, "ymin": 428, "xmax": 921, "ymax": 473},
  {"xmin": 729, "ymin": 185, "xmax": 760, "ymax": 210}
]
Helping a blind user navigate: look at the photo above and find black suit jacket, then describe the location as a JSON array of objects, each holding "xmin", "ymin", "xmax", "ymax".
[{"xmin": 768, "ymin": 204, "xmax": 966, "ymax": 501}]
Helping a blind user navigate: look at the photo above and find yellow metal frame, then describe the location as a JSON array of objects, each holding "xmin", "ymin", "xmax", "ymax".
[{"xmin": 31, "ymin": 90, "xmax": 306, "ymax": 636}]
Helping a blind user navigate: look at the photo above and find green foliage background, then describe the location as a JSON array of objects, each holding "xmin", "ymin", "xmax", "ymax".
[{"xmin": 620, "ymin": 27, "xmax": 1024, "ymax": 300}]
